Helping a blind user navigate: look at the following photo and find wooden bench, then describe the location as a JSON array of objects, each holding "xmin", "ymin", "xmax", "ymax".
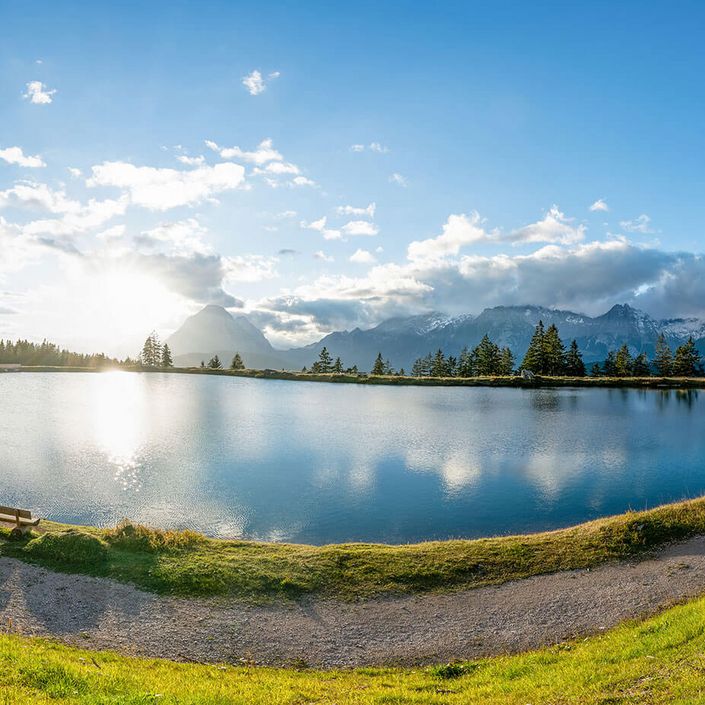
[{"xmin": 0, "ymin": 505, "xmax": 40, "ymax": 539}]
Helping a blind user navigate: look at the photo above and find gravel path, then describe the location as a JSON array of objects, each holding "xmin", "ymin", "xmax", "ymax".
[{"xmin": 3, "ymin": 537, "xmax": 705, "ymax": 668}]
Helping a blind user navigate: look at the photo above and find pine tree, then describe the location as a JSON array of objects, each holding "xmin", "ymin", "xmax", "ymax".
[
  {"xmin": 602, "ymin": 350, "xmax": 617, "ymax": 377},
  {"xmin": 231, "ymin": 352, "xmax": 245, "ymax": 370},
  {"xmin": 521, "ymin": 321, "xmax": 546, "ymax": 374},
  {"xmin": 430, "ymin": 349, "xmax": 448, "ymax": 377},
  {"xmin": 207, "ymin": 354, "xmax": 222, "ymax": 369},
  {"xmin": 653, "ymin": 334, "xmax": 673, "ymax": 376},
  {"xmin": 590, "ymin": 362, "xmax": 602, "ymax": 377},
  {"xmin": 398, "ymin": 367, "xmax": 406, "ymax": 376},
  {"xmin": 673, "ymin": 337, "xmax": 702, "ymax": 377},
  {"xmin": 311, "ymin": 346, "xmax": 333, "ymax": 373},
  {"xmin": 564, "ymin": 339, "xmax": 585, "ymax": 377},
  {"xmin": 200, "ymin": 360, "xmax": 205, "ymax": 368},
  {"xmin": 412, "ymin": 353, "xmax": 432, "ymax": 377},
  {"xmin": 614, "ymin": 344, "xmax": 634, "ymax": 377},
  {"xmin": 632, "ymin": 352, "xmax": 651, "ymax": 377},
  {"xmin": 139, "ymin": 331, "xmax": 162, "ymax": 367},
  {"xmin": 384, "ymin": 359, "xmax": 394, "ymax": 375},
  {"xmin": 542, "ymin": 324, "xmax": 567, "ymax": 376},
  {"xmin": 473, "ymin": 335, "xmax": 501, "ymax": 376},
  {"xmin": 457, "ymin": 346, "xmax": 474, "ymax": 377},
  {"xmin": 499, "ymin": 347, "xmax": 515, "ymax": 376},
  {"xmin": 372, "ymin": 352, "xmax": 386, "ymax": 375},
  {"xmin": 161, "ymin": 343, "xmax": 173, "ymax": 368},
  {"xmin": 333, "ymin": 357, "xmax": 343, "ymax": 373}
]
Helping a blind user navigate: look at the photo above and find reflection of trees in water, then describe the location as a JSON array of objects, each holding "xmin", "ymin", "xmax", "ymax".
[
  {"xmin": 656, "ymin": 388, "xmax": 699, "ymax": 410},
  {"xmin": 529, "ymin": 389, "xmax": 563, "ymax": 412}
]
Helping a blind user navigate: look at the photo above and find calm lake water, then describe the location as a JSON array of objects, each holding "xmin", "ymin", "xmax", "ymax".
[{"xmin": 1, "ymin": 371, "xmax": 703, "ymax": 544}]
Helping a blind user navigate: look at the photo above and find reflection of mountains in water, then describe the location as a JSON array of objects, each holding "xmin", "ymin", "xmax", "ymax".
[{"xmin": 167, "ymin": 302, "xmax": 705, "ymax": 371}]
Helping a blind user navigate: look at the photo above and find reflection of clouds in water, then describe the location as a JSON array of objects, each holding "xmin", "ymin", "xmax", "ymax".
[{"xmin": 406, "ymin": 446, "xmax": 484, "ymax": 493}]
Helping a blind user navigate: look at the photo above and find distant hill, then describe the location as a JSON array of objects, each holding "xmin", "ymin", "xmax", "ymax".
[
  {"xmin": 166, "ymin": 303, "xmax": 705, "ymax": 371},
  {"xmin": 167, "ymin": 305, "xmax": 286, "ymax": 369}
]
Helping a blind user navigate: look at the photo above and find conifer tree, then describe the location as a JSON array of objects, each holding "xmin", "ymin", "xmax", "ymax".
[
  {"xmin": 311, "ymin": 346, "xmax": 333, "ymax": 373},
  {"xmin": 139, "ymin": 331, "xmax": 162, "ymax": 367},
  {"xmin": 521, "ymin": 321, "xmax": 546, "ymax": 373},
  {"xmin": 590, "ymin": 362, "xmax": 602, "ymax": 377},
  {"xmin": 602, "ymin": 350, "xmax": 617, "ymax": 377},
  {"xmin": 457, "ymin": 346, "xmax": 474, "ymax": 377},
  {"xmin": 473, "ymin": 335, "xmax": 501, "ymax": 376},
  {"xmin": 499, "ymin": 347, "xmax": 515, "ymax": 376},
  {"xmin": 372, "ymin": 352, "xmax": 386, "ymax": 375},
  {"xmin": 161, "ymin": 343, "xmax": 173, "ymax": 368},
  {"xmin": 614, "ymin": 344, "xmax": 634, "ymax": 377},
  {"xmin": 654, "ymin": 334, "xmax": 673, "ymax": 376},
  {"xmin": 333, "ymin": 357, "xmax": 343, "ymax": 373},
  {"xmin": 632, "ymin": 352, "xmax": 651, "ymax": 377},
  {"xmin": 430, "ymin": 349, "xmax": 448, "ymax": 377},
  {"xmin": 564, "ymin": 339, "xmax": 585, "ymax": 377},
  {"xmin": 542, "ymin": 324, "xmax": 567, "ymax": 376},
  {"xmin": 231, "ymin": 352, "xmax": 245, "ymax": 370},
  {"xmin": 673, "ymin": 337, "xmax": 702, "ymax": 377},
  {"xmin": 411, "ymin": 353, "xmax": 432, "ymax": 376},
  {"xmin": 207, "ymin": 354, "xmax": 222, "ymax": 369}
]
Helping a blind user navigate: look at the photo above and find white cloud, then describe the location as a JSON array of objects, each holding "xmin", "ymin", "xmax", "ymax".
[
  {"xmin": 341, "ymin": 220, "xmax": 379, "ymax": 236},
  {"xmin": 336, "ymin": 203, "xmax": 376, "ymax": 217},
  {"xmin": 620, "ymin": 214, "xmax": 654, "ymax": 234},
  {"xmin": 135, "ymin": 218, "xmax": 212, "ymax": 256},
  {"xmin": 301, "ymin": 215, "xmax": 341, "ymax": 240},
  {"xmin": 509, "ymin": 206, "xmax": 585, "ymax": 245},
  {"xmin": 314, "ymin": 250, "xmax": 334, "ymax": 262},
  {"xmin": 23, "ymin": 81, "xmax": 56, "ymax": 105},
  {"xmin": 389, "ymin": 172, "xmax": 408, "ymax": 187},
  {"xmin": 350, "ymin": 142, "xmax": 389, "ymax": 153},
  {"xmin": 256, "ymin": 161, "xmax": 300, "ymax": 175},
  {"xmin": 87, "ymin": 161, "xmax": 245, "ymax": 210},
  {"xmin": 96, "ymin": 224, "xmax": 126, "ymax": 241},
  {"xmin": 0, "ymin": 147, "xmax": 46, "ymax": 168},
  {"xmin": 349, "ymin": 248, "xmax": 376, "ymax": 264},
  {"xmin": 176, "ymin": 155, "xmax": 206, "ymax": 166},
  {"xmin": 68, "ymin": 167, "xmax": 82, "ymax": 178},
  {"xmin": 242, "ymin": 69, "xmax": 279, "ymax": 96},
  {"xmin": 589, "ymin": 199, "xmax": 609, "ymax": 212},
  {"xmin": 206, "ymin": 138, "xmax": 283, "ymax": 165},
  {"xmin": 407, "ymin": 212, "xmax": 492, "ymax": 262},
  {"xmin": 290, "ymin": 175, "xmax": 315, "ymax": 187},
  {"xmin": 224, "ymin": 254, "xmax": 278, "ymax": 282}
]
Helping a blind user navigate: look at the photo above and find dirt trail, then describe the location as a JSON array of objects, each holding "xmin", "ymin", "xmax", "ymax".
[{"xmin": 2, "ymin": 537, "xmax": 705, "ymax": 668}]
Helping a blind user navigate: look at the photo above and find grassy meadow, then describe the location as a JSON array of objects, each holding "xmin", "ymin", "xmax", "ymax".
[{"xmin": 3, "ymin": 496, "xmax": 705, "ymax": 601}]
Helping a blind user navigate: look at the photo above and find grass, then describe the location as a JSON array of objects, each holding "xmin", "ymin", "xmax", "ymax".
[
  {"xmin": 14, "ymin": 365, "xmax": 705, "ymax": 389},
  {"xmin": 5, "ymin": 593, "xmax": 705, "ymax": 703},
  {"xmin": 4, "ymin": 497, "xmax": 705, "ymax": 601}
]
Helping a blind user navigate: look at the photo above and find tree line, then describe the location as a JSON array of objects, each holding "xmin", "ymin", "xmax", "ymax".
[
  {"xmin": 303, "ymin": 321, "xmax": 703, "ymax": 378},
  {"xmin": 0, "ymin": 338, "xmax": 121, "ymax": 367}
]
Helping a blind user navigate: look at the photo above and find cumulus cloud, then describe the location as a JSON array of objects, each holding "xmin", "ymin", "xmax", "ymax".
[
  {"xmin": 87, "ymin": 161, "xmax": 245, "ymax": 210},
  {"xmin": 242, "ymin": 69, "xmax": 279, "ymax": 96},
  {"xmin": 589, "ymin": 199, "xmax": 609, "ymax": 212},
  {"xmin": 407, "ymin": 212, "xmax": 492, "ymax": 263},
  {"xmin": 176, "ymin": 154, "xmax": 205, "ymax": 166},
  {"xmin": 206, "ymin": 138, "xmax": 282, "ymax": 165},
  {"xmin": 224, "ymin": 254, "xmax": 278, "ymax": 283},
  {"xmin": 301, "ymin": 216, "xmax": 341, "ymax": 240},
  {"xmin": 620, "ymin": 214, "xmax": 654, "ymax": 234},
  {"xmin": 336, "ymin": 203, "xmax": 376, "ymax": 217},
  {"xmin": 314, "ymin": 250, "xmax": 334, "ymax": 262},
  {"xmin": 508, "ymin": 206, "xmax": 585, "ymax": 245},
  {"xmin": 0, "ymin": 147, "xmax": 45, "ymax": 168},
  {"xmin": 23, "ymin": 81, "xmax": 56, "ymax": 105},
  {"xmin": 349, "ymin": 248, "xmax": 376, "ymax": 264},
  {"xmin": 135, "ymin": 217, "xmax": 212, "ymax": 256},
  {"xmin": 341, "ymin": 220, "xmax": 379, "ymax": 237}
]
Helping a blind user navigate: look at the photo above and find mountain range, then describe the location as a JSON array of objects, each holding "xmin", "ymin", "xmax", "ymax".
[{"xmin": 166, "ymin": 303, "xmax": 705, "ymax": 372}]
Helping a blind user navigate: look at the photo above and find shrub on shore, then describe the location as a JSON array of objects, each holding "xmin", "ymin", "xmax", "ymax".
[
  {"xmin": 106, "ymin": 519, "xmax": 205, "ymax": 553},
  {"xmin": 23, "ymin": 530, "xmax": 108, "ymax": 566}
]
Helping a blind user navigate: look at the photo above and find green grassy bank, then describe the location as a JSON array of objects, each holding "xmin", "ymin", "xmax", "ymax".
[
  {"xmin": 12, "ymin": 364, "xmax": 705, "ymax": 388},
  {"xmin": 3, "ymin": 592, "xmax": 705, "ymax": 703},
  {"xmin": 4, "ymin": 496, "xmax": 705, "ymax": 601}
]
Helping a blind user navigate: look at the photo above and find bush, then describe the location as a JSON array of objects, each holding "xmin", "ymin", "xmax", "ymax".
[
  {"xmin": 107, "ymin": 520, "xmax": 205, "ymax": 553},
  {"xmin": 23, "ymin": 530, "xmax": 108, "ymax": 566}
]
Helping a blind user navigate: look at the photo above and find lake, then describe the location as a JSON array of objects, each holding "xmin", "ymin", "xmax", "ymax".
[{"xmin": 1, "ymin": 371, "xmax": 703, "ymax": 544}]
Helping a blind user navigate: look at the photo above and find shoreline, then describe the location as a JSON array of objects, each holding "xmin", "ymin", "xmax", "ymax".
[{"xmin": 9, "ymin": 364, "xmax": 705, "ymax": 389}]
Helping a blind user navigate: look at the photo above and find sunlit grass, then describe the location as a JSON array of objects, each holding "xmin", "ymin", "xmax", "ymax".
[
  {"xmin": 4, "ymin": 594, "xmax": 705, "ymax": 703},
  {"xmin": 4, "ymin": 496, "xmax": 705, "ymax": 601}
]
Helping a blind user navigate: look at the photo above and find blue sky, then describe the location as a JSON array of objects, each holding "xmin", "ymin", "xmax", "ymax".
[{"xmin": 1, "ymin": 1, "xmax": 705, "ymax": 354}]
